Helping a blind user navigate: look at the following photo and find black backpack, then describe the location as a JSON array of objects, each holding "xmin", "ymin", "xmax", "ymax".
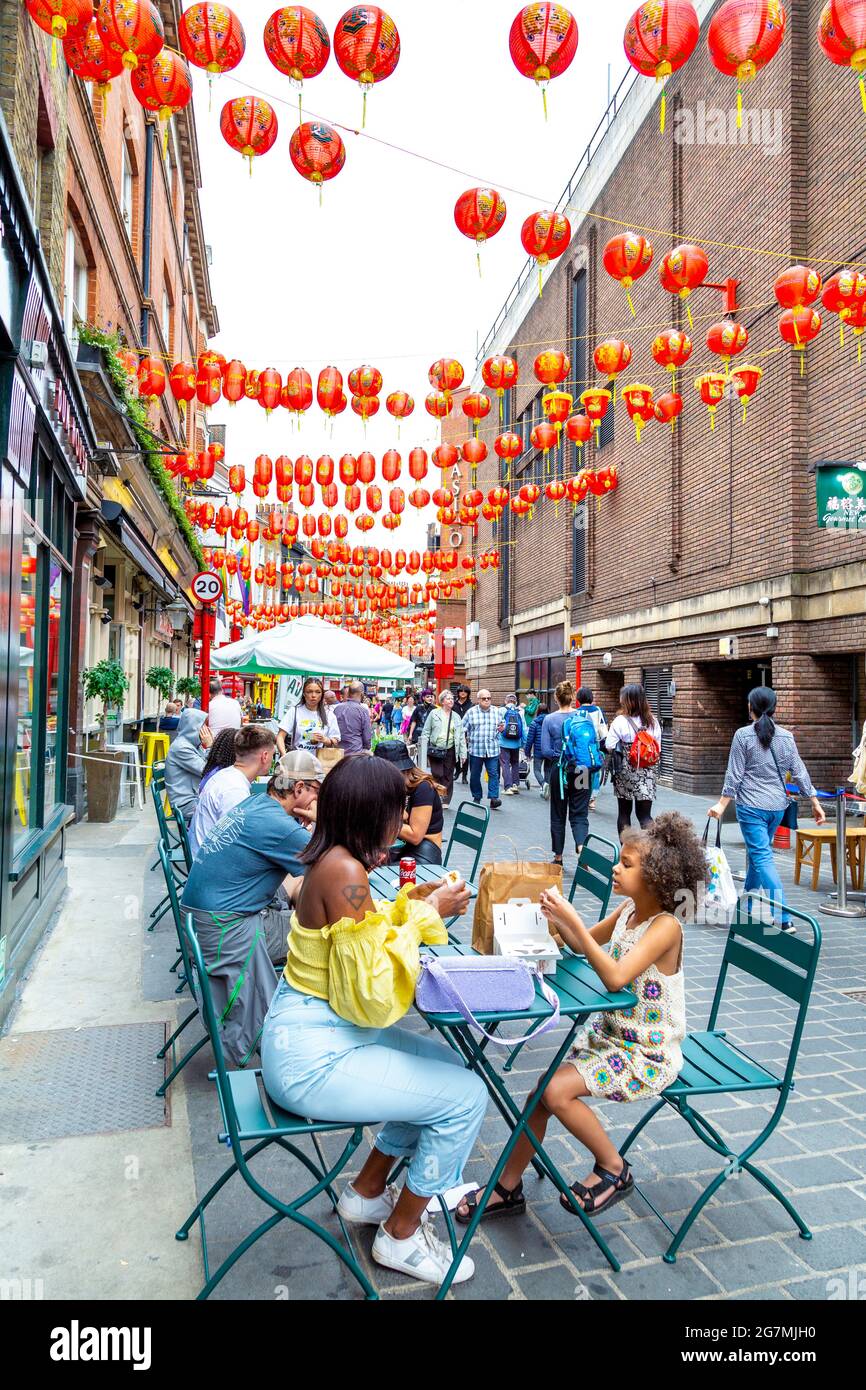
[{"xmin": 503, "ymin": 710, "xmax": 521, "ymax": 741}]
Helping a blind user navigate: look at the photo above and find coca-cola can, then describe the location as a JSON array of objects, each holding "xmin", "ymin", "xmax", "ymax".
[{"xmin": 399, "ymin": 857, "xmax": 417, "ymax": 886}]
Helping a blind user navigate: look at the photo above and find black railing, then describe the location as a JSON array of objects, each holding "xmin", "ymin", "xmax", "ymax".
[{"xmin": 476, "ymin": 64, "xmax": 642, "ymax": 367}]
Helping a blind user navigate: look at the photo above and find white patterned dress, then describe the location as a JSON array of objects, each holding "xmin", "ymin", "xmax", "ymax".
[{"xmin": 568, "ymin": 904, "xmax": 686, "ymax": 1101}]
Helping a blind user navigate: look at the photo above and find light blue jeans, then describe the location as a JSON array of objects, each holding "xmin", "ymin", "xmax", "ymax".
[
  {"xmin": 736, "ymin": 802, "xmax": 790, "ymax": 925},
  {"xmin": 260, "ymin": 981, "xmax": 488, "ymax": 1198}
]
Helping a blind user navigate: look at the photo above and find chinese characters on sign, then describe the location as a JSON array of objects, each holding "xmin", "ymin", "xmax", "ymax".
[{"xmin": 816, "ymin": 462, "xmax": 866, "ymax": 530}]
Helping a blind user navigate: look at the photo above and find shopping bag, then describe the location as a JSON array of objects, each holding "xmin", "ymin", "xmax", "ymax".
[
  {"xmin": 701, "ymin": 819, "xmax": 738, "ymax": 924},
  {"xmin": 472, "ymin": 849, "xmax": 564, "ymax": 954}
]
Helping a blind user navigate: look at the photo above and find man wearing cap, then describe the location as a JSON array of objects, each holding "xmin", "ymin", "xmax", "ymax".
[{"xmin": 180, "ymin": 751, "xmax": 324, "ymax": 1067}]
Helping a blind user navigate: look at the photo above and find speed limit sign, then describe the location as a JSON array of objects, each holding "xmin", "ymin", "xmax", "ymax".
[{"xmin": 192, "ymin": 570, "xmax": 222, "ymax": 605}]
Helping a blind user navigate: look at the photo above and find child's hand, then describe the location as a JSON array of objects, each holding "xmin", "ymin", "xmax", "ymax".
[{"xmin": 539, "ymin": 889, "xmax": 585, "ymax": 940}]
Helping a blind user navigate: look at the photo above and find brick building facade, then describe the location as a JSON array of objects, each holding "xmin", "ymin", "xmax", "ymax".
[{"xmin": 463, "ymin": 0, "xmax": 866, "ymax": 795}]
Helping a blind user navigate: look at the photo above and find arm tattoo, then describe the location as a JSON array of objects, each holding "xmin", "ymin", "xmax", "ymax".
[{"xmin": 342, "ymin": 883, "xmax": 369, "ymax": 910}]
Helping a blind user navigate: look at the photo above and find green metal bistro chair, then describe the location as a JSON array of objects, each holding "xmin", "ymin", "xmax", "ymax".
[
  {"xmin": 155, "ymin": 841, "xmax": 209, "ymax": 1096},
  {"xmin": 619, "ymin": 899, "xmax": 822, "ymax": 1264},
  {"xmin": 442, "ymin": 801, "xmax": 490, "ymax": 942},
  {"xmin": 149, "ymin": 776, "xmax": 191, "ymax": 933},
  {"xmin": 148, "ymin": 762, "xmax": 182, "ymax": 867},
  {"xmin": 174, "ymin": 912, "xmax": 377, "ymax": 1302},
  {"xmin": 568, "ymin": 833, "xmax": 619, "ymax": 920}
]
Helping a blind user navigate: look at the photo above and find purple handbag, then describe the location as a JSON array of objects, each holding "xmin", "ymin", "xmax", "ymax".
[{"xmin": 415, "ymin": 955, "xmax": 561, "ymax": 1045}]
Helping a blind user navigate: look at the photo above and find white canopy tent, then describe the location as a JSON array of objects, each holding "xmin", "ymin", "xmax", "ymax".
[{"xmin": 210, "ymin": 614, "xmax": 415, "ymax": 680}]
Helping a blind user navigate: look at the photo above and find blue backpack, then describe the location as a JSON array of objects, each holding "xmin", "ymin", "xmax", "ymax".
[{"xmin": 558, "ymin": 711, "xmax": 603, "ymax": 791}]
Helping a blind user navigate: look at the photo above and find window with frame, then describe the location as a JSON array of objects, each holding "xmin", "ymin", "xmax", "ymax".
[
  {"xmin": 63, "ymin": 223, "xmax": 89, "ymax": 343},
  {"xmin": 120, "ymin": 136, "xmax": 135, "ymax": 238},
  {"xmin": 514, "ymin": 627, "xmax": 567, "ymax": 712},
  {"xmin": 572, "ymin": 503, "xmax": 588, "ymax": 594},
  {"xmin": 598, "ymin": 381, "xmax": 615, "ymax": 449},
  {"xmin": 162, "ymin": 281, "xmax": 174, "ymax": 355}
]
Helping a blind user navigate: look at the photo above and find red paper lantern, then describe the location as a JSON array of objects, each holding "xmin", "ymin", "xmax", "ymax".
[
  {"xmin": 730, "ymin": 363, "xmax": 763, "ymax": 420},
  {"xmin": 481, "ymin": 354, "xmax": 518, "ymax": 422},
  {"xmin": 215, "ymin": 505, "xmax": 233, "ymax": 534},
  {"xmin": 593, "ymin": 339, "xmax": 633, "ymax": 393},
  {"xmin": 521, "ymin": 211, "xmax": 571, "ymax": 296},
  {"xmin": 543, "ymin": 389, "xmax": 573, "ymax": 436},
  {"xmin": 778, "ymin": 308, "xmax": 822, "ymax": 372},
  {"xmin": 654, "ymin": 391, "xmax": 684, "ymax": 429},
  {"xmin": 275, "ymin": 454, "xmax": 293, "ymax": 489},
  {"xmin": 545, "ymin": 479, "xmax": 567, "ymax": 508},
  {"xmin": 299, "ymin": 482, "xmax": 315, "ymax": 509},
  {"xmin": 429, "ymin": 359, "xmax": 464, "ymax": 396},
  {"xmin": 425, "ymin": 391, "xmax": 452, "ymax": 420},
  {"xmin": 534, "ymin": 350, "xmax": 570, "ymax": 386},
  {"xmin": 530, "ymin": 421, "xmax": 558, "ymax": 459},
  {"xmin": 357, "ymin": 452, "xmax": 376, "ymax": 484},
  {"xmin": 96, "ymin": 0, "xmax": 164, "ymax": 71},
  {"xmin": 295, "ymin": 455, "xmax": 313, "ymax": 485},
  {"xmin": 462, "ymin": 439, "xmax": 488, "ymax": 471},
  {"xmin": 822, "ymin": 268, "xmax": 866, "ymax": 345},
  {"xmin": 389, "ymin": 487, "xmax": 405, "ymax": 515},
  {"xmin": 565, "ymin": 414, "xmax": 592, "ymax": 451},
  {"xmin": 818, "ymin": 0, "xmax": 866, "ymax": 112},
  {"xmin": 344, "ymin": 484, "xmax": 361, "ymax": 512},
  {"xmin": 659, "ymin": 243, "xmax": 709, "ymax": 325},
  {"xmin": 316, "ymin": 454, "xmax": 335, "ymax": 486},
  {"xmin": 707, "ymin": 0, "xmax": 787, "ymax": 127},
  {"xmin": 385, "ymin": 391, "xmax": 413, "ymax": 433},
  {"xmin": 28, "ymin": 0, "xmax": 91, "ymax": 68},
  {"xmin": 285, "ymin": 366, "xmax": 313, "ymax": 417},
  {"xmin": 454, "ymin": 188, "xmax": 507, "ymax": 273},
  {"xmin": 321, "ymin": 482, "xmax": 338, "ymax": 509},
  {"xmin": 381, "ymin": 449, "xmax": 401, "ymax": 481},
  {"xmin": 408, "ymin": 448, "xmax": 428, "ymax": 481},
  {"xmin": 706, "ymin": 320, "xmax": 749, "ymax": 366},
  {"xmin": 462, "ymin": 392, "xmax": 491, "ymax": 436},
  {"xmin": 348, "ymin": 364, "xmax": 383, "ymax": 397},
  {"xmin": 228, "ymin": 465, "xmax": 246, "ymax": 496},
  {"xmin": 351, "ymin": 394, "xmax": 380, "ymax": 423},
  {"xmin": 178, "ymin": 3, "xmax": 245, "ymax": 91},
  {"xmin": 264, "ymin": 6, "xmax": 330, "ymax": 117},
  {"xmin": 258, "ymin": 367, "xmax": 282, "ymax": 415},
  {"xmin": 137, "ymin": 355, "xmax": 166, "ymax": 401},
  {"xmin": 624, "ymin": 1, "xmax": 699, "ymax": 130},
  {"xmin": 434, "ymin": 443, "xmax": 459, "ymax": 472},
  {"xmin": 622, "ymin": 382, "xmax": 655, "ymax": 441},
  {"xmin": 333, "ymin": 4, "xmax": 401, "ymax": 126},
  {"xmin": 651, "ymin": 328, "xmax": 693, "ymax": 379},
  {"xmin": 494, "ymin": 432, "xmax": 523, "ymax": 470},
  {"xmin": 773, "ymin": 264, "xmax": 822, "ymax": 309},
  {"xmin": 334, "ymin": 514, "xmax": 349, "ymax": 538},
  {"xmin": 131, "ymin": 46, "xmax": 192, "ymax": 130},
  {"xmin": 603, "ymin": 232, "xmax": 653, "ymax": 315},
  {"xmin": 509, "ymin": 4, "xmax": 578, "ymax": 116},
  {"xmin": 409, "ymin": 487, "xmax": 431, "ymax": 510},
  {"xmin": 339, "ymin": 454, "xmax": 357, "ymax": 485},
  {"xmin": 220, "ymin": 95, "xmax": 278, "ymax": 171},
  {"xmin": 245, "ymin": 369, "xmax": 260, "ymax": 400},
  {"xmin": 317, "ymin": 366, "xmax": 344, "ymax": 416},
  {"xmin": 196, "ymin": 361, "xmax": 222, "ymax": 408},
  {"xmin": 289, "ymin": 121, "xmax": 346, "ymax": 197},
  {"xmin": 167, "ymin": 362, "xmax": 195, "ymax": 414},
  {"xmin": 220, "ymin": 358, "xmax": 245, "ymax": 404},
  {"xmin": 694, "ymin": 372, "xmax": 727, "ymax": 428},
  {"xmin": 63, "ymin": 18, "xmax": 125, "ymax": 90}
]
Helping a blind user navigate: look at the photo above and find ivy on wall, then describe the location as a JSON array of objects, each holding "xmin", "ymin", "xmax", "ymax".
[{"xmin": 78, "ymin": 323, "xmax": 205, "ymax": 569}]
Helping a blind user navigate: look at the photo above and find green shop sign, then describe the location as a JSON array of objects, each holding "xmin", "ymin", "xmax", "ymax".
[{"xmin": 816, "ymin": 461, "xmax": 866, "ymax": 530}]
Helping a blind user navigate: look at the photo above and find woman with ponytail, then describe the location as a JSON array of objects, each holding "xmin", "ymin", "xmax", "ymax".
[{"xmin": 709, "ymin": 687, "xmax": 825, "ymax": 934}]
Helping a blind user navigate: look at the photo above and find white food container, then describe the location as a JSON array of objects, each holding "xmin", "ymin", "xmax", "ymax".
[{"xmin": 492, "ymin": 898, "xmax": 562, "ymax": 975}]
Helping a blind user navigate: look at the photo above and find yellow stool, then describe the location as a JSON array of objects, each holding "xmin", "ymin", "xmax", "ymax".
[
  {"xmin": 15, "ymin": 753, "xmax": 30, "ymax": 825},
  {"xmin": 138, "ymin": 732, "xmax": 170, "ymax": 789}
]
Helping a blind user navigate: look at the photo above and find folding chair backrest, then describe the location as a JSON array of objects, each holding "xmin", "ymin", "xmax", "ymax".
[
  {"xmin": 568, "ymin": 833, "xmax": 619, "ymax": 919},
  {"xmin": 443, "ymin": 801, "xmax": 490, "ymax": 882},
  {"xmin": 708, "ymin": 900, "xmax": 821, "ymax": 1088},
  {"xmin": 157, "ymin": 841, "xmax": 198, "ymax": 1006},
  {"xmin": 175, "ymin": 810, "xmax": 193, "ymax": 869},
  {"xmin": 180, "ymin": 911, "xmax": 243, "ymax": 1149}
]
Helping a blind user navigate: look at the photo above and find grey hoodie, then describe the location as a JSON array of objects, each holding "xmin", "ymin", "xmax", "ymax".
[{"xmin": 164, "ymin": 708, "xmax": 208, "ymax": 820}]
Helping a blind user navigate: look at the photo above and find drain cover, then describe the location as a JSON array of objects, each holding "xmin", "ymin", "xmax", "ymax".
[
  {"xmin": 840, "ymin": 989, "xmax": 866, "ymax": 1006},
  {"xmin": 0, "ymin": 1023, "xmax": 169, "ymax": 1142}
]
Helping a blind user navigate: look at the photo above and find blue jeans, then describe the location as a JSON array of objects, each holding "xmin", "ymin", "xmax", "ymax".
[
  {"xmin": 532, "ymin": 755, "xmax": 545, "ymax": 788},
  {"xmin": 736, "ymin": 803, "xmax": 790, "ymax": 924},
  {"xmin": 261, "ymin": 982, "xmax": 487, "ymax": 1198},
  {"xmin": 469, "ymin": 754, "xmax": 500, "ymax": 802}
]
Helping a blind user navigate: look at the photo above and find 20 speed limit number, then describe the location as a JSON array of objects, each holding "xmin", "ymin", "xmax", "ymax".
[{"xmin": 192, "ymin": 571, "xmax": 222, "ymax": 605}]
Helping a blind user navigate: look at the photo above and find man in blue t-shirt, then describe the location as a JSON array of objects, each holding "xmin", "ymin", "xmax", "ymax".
[{"xmin": 181, "ymin": 750, "xmax": 324, "ymax": 1067}]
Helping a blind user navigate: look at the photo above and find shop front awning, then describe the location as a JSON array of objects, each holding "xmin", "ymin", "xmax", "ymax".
[{"xmin": 100, "ymin": 501, "xmax": 178, "ymax": 599}]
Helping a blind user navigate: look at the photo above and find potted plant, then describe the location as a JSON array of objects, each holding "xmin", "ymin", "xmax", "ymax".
[
  {"xmin": 145, "ymin": 665, "xmax": 175, "ymax": 728},
  {"xmin": 82, "ymin": 659, "xmax": 130, "ymax": 821},
  {"xmin": 175, "ymin": 675, "xmax": 200, "ymax": 706}
]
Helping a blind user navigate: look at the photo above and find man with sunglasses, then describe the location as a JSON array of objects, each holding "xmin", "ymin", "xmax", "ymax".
[{"xmin": 460, "ymin": 689, "xmax": 503, "ymax": 809}]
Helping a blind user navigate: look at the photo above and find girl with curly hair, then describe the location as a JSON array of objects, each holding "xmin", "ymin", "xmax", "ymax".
[{"xmin": 456, "ymin": 812, "xmax": 709, "ymax": 1226}]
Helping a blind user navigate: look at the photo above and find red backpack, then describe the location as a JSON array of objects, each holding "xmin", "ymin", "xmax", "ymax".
[{"xmin": 626, "ymin": 718, "xmax": 661, "ymax": 770}]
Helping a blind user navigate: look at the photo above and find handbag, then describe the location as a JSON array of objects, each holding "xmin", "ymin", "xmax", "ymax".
[
  {"xmin": 701, "ymin": 818, "xmax": 739, "ymax": 922},
  {"xmin": 769, "ymin": 740, "xmax": 799, "ymax": 830},
  {"xmin": 415, "ymin": 954, "xmax": 560, "ymax": 1045}
]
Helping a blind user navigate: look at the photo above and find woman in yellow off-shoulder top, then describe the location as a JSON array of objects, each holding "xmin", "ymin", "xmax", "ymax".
[{"xmin": 260, "ymin": 755, "xmax": 487, "ymax": 1290}]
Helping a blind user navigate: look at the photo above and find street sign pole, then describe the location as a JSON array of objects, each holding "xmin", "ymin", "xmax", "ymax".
[{"xmin": 191, "ymin": 571, "xmax": 223, "ymax": 716}]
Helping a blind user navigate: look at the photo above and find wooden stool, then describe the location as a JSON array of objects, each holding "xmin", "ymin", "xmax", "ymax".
[
  {"xmin": 848, "ymin": 827, "xmax": 866, "ymax": 891},
  {"xmin": 138, "ymin": 732, "xmax": 170, "ymax": 789},
  {"xmin": 794, "ymin": 825, "xmax": 861, "ymax": 891}
]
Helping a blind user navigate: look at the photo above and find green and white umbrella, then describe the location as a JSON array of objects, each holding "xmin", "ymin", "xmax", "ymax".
[{"xmin": 210, "ymin": 613, "xmax": 415, "ymax": 680}]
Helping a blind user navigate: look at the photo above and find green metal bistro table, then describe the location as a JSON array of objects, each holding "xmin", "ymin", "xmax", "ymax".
[
  {"xmin": 415, "ymin": 942, "xmax": 637, "ymax": 1300},
  {"xmin": 368, "ymin": 861, "xmax": 479, "ymax": 902}
]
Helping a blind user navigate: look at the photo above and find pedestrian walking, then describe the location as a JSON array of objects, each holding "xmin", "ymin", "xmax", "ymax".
[
  {"xmin": 206, "ymin": 675, "xmax": 242, "ymax": 736},
  {"xmin": 380, "ymin": 694, "xmax": 395, "ymax": 736},
  {"xmin": 276, "ymin": 677, "xmax": 340, "ymax": 756},
  {"xmin": 408, "ymin": 688, "xmax": 436, "ymax": 746},
  {"xmin": 605, "ymin": 684, "xmax": 663, "ymax": 838},
  {"xmin": 461, "ymin": 689, "xmax": 503, "ymax": 809},
  {"xmin": 419, "ymin": 690, "xmax": 467, "ymax": 806},
  {"xmin": 523, "ymin": 702, "xmax": 548, "ymax": 793},
  {"xmin": 709, "ymin": 685, "xmax": 825, "ymax": 934},
  {"xmin": 540, "ymin": 682, "xmax": 601, "ymax": 863},
  {"xmin": 399, "ymin": 692, "xmax": 416, "ymax": 740},
  {"xmin": 575, "ymin": 686, "xmax": 608, "ymax": 809},
  {"xmin": 333, "ymin": 681, "xmax": 372, "ymax": 753},
  {"xmin": 498, "ymin": 695, "xmax": 526, "ymax": 795},
  {"xmin": 453, "ymin": 684, "xmax": 473, "ymax": 783}
]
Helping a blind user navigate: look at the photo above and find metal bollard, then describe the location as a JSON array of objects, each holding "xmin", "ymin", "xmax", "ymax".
[{"xmin": 820, "ymin": 788, "xmax": 866, "ymax": 918}]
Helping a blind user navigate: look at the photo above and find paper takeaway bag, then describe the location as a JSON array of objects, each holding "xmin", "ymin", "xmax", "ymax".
[{"xmin": 472, "ymin": 858, "xmax": 564, "ymax": 954}]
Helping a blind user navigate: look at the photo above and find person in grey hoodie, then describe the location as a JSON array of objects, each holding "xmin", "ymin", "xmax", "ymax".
[{"xmin": 164, "ymin": 708, "xmax": 212, "ymax": 822}]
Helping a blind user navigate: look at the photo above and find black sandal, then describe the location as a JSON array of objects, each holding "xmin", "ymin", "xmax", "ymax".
[
  {"xmin": 455, "ymin": 1180, "xmax": 526, "ymax": 1225},
  {"xmin": 560, "ymin": 1159, "xmax": 633, "ymax": 1216}
]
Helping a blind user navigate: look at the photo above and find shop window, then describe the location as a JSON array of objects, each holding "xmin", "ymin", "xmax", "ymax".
[
  {"xmin": 43, "ymin": 562, "xmax": 65, "ymax": 821},
  {"xmin": 515, "ymin": 626, "xmax": 566, "ymax": 711},
  {"xmin": 15, "ymin": 539, "xmax": 38, "ymax": 848}
]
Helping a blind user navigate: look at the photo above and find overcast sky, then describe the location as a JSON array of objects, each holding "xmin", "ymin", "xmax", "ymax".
[{"xmin": 197, "ymin": 2, "xmax": 638, "ymax": 549}]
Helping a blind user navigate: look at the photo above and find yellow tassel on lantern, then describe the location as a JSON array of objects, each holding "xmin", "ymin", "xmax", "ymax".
[
  {"xmin": 860, "ymin": 74, "xmax": 866, "ymax": 113},
  {"xmin": 477, "ymin": 250, "xmax": 482, "ymax": 279},
  {"xmin": 362, "ymin": 88, "xmax": 368, "ymax": 129},
  {"xmin": 737, "ymin": 87, "xmax": 743, "ymax": 129},
  {"xmin": 626, "ymin": 290, "xmax": 636, "ymax": 317},
  {"xmin": 542, "ymin": 87, "xmax": 548, "ymax": 121},
  {"xmin": 660, "ymin": 90, "xmax": 666, "ymax": 134},
  {"xmin": 685, "ymin": 300, "xmax": 694, "ymax": 329}
]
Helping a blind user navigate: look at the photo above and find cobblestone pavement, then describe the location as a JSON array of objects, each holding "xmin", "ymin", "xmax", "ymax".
[{"xmin": 155, "ymin": 775, "xmax": 866, "ymax": 1302}]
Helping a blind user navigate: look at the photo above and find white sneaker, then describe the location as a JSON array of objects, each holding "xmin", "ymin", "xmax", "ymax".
[
  {"xmin": 372, "ymin": 1219, "xmax": 475, "ymax": 1286},
  {"xmin": 337, "ymin": 1181, "xmax": 400, "ymax": 1226},
  {"xmin": 542, "ymin": 782, "xmax": 550, "ymax": 800}
]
